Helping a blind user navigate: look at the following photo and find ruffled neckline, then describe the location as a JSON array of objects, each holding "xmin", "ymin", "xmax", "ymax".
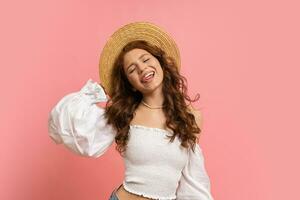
[{"xmin": 129, "ymin": 124, "xmax": 173, "ymax": 134}]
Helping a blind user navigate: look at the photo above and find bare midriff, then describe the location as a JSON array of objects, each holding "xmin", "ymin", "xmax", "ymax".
[{"xmin": 115, "ymin": 184, "xmax": 153, "ymax": 200}]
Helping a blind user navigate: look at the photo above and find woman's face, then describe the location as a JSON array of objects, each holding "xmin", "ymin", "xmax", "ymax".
[{"xmin": 123, "ymin": 48, "xmax": 164, "ymax": 94}]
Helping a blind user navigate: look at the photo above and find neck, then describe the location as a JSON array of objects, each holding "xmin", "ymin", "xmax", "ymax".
[{"xmin": 141, "ymin": 86, "xmax": 164, "ymax": 109}]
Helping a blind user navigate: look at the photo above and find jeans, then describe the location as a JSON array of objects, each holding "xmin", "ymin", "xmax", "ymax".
[{"xmin": 108, "ymin": 184, "xmax": 122, "ymax": 200}]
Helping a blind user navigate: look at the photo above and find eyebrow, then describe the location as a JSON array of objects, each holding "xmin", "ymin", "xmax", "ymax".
[{"xmin": 126, "ymin": 53, "xmax": 149, "ymax": 71}]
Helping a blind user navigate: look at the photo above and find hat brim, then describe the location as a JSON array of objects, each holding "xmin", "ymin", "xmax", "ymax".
[{"xmin": 99, "ymin": 21, "xmax": 181, "ymax": 97}]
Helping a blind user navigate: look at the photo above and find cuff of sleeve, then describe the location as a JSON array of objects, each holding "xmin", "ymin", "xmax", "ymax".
[{"xmin": 79, "ymin": 78, "xmax": 108, "ymax": 103}]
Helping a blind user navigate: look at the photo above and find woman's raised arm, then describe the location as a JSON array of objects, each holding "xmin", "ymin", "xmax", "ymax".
[{"xmin": 48, "ymin": 79, "xmax": 117, "ymax": 158}]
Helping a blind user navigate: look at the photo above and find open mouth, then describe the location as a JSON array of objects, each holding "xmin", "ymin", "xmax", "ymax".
[{"xmin": 141, "ymin": 71, "xmax": 155, "ymax": 83}]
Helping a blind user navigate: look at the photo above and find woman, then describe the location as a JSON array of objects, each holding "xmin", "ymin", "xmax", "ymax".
[{"xmin": 48, "ymin": 22, "xmax": 214, "ymax": 200}]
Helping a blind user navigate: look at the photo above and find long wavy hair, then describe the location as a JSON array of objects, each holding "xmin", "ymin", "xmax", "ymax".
[{"xmin": 103, "ymin": 40, "xmax": 201, "ymax": 157}]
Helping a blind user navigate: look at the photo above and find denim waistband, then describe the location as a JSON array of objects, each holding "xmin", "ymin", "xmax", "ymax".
[{"xmin": 108, "ymin": 184, "xmax": 123, "ymax": 200}]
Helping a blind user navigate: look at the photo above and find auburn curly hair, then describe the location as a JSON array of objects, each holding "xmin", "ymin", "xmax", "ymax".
[{"xmin": 102, "ymin": 40, "xmax": 201, "ymax": 157}]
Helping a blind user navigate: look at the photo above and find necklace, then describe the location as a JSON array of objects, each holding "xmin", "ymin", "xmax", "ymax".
[{"xmin": 141, "ymin": 100, "xmax": 164, "ymax": 109}]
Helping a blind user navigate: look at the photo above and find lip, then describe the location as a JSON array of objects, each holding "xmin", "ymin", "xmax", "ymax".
[{"xmin": 140, "ymin": 70, "xmax": 155, "ymax": 82}]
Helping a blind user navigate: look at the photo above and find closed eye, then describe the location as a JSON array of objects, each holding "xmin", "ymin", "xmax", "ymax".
[
  {"xmin": 129, "ymin": 67, "xmax": 135, "ymax": 73},
  {"xmin": 129, "ymin": 58, "xmax": 150, "ymax": 73}
]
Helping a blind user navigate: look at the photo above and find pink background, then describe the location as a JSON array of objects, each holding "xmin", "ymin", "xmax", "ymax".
[{"xmin": 0, "ymin": 0, "xmax": 299, "ymax": 200}]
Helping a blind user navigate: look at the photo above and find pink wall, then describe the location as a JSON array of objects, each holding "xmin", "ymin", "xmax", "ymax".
[{"xmin": 0, "ymin": 0, "xmax": 299, "ymax": 199}]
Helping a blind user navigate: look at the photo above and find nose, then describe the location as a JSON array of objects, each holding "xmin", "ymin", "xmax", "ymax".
[{"xmin": 137, "ymin": 62, "xmax": 147, "ymax": 74}]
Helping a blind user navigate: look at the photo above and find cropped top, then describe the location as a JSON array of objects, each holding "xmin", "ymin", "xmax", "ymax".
[{"xmin": 48, "ymin": 79, "xmax": 214, "ymax": 200}]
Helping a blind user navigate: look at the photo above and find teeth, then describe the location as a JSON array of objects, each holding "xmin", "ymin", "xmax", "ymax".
[
  {"xmin": 143, "ymin": 72, "xmax": 154, "ymax": 79},
  {"xmin": 141, "ymin": 71, "xmax": 154, "ymax": 83}
]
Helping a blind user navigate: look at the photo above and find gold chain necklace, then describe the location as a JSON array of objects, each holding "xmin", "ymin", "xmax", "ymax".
[{"xmin": 141, "ymin": 100, "xmax": 164, "ymax": 109}]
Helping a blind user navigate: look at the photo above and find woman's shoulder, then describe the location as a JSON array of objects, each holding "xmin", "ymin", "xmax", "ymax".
[{"xmin": 187, "ymin": 104, "xmax": 203, "ymax": 130}]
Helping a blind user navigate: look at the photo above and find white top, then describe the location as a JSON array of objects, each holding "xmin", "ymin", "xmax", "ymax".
[{"xmin": 48, "ymin": 79, "xmax": 214, "ymax": 200}]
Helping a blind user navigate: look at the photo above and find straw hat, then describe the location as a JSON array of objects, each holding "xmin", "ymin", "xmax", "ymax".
[{"xmin": 98, "ymin": 21, "xmax": 181, "ymax": 97}]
